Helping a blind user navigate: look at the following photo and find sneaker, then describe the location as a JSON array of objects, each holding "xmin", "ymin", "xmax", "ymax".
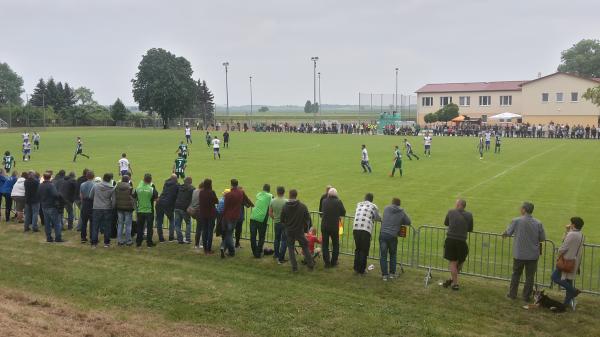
[
  {"xmin": 147, "ymin": 242, "xmax": 156, "ymax": 248},
  {"xmin": 81, "ymin": 239, "xmax": 88, "ymax": 244},
  {"xmin": 194, "ymin": 245, "xmax": 200, "ymax": 249},
  {"xmin": 220, "ymin": 249, "xmax": 225, "ymax": 259},
  {"xmin": 55, "ymin": 239, "xmax": 64, "ymax": 243},
  {"xmin": 389, "ymin": 274, "xmax": 396, "ymax": 280},
  {"xmin": 103, "ymin": 244, "xmax": 110, "ymax": 248},
  {"xmin": 382, "ymin": 276, "xmax": 388, "ymax": 282},
  {"xmin": 91, "ymin": 245, "xmax": 97, "ymax": 249},
  {"xmin": 277, "ymin": 260, "xmax": 286, "ymax": 265},
  {"xmin": 439, "ymin": 279, "xmax": 452, "ymax": 288},
  {"xmin": 178, "ymin": 241, "xmax": 185, "ymax": 245},
  {"xmin": 451, "ymin": 284, "xmax": 459, "ymax": 291},
  {"xmin": 571, "ymin": 299, "xmax": 577, "ymax": 311},
  {"xmin": 159, "ymin": 238, "xmax": 165, "ymax": 243}
]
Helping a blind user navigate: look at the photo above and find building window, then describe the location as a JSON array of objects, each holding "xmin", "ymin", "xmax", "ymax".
[
  {"xmin": 422, "ymin": 97, "xmax": 433, "ymax": 107},
  {"xmin": 459, "ymin": 96, "xmax": 470, "ymax": 106},
  {"xmin": 499, "ymin": 95, "xmax": 512, "ymax": 106},
  {"xmin": 479, "ymin": 96, "xmax": 491, "ymax": 106},
  {"xmin": 556, "ymin": 92, "xmax": 564, "ymax": 102},
  {"xmin": 571, "ymin": 92, "xmax": 578, "ymax": 102},
  {"xmin": 440, "ymin": 96, "xmax": 452, "ymax": 106},
  {"xmin": 542, "ymin": 93, "xmax": 549, "ymax": 102}
]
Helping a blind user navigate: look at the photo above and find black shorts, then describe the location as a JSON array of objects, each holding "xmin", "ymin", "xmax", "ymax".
[{"xmin": 444, "ymin": 238, "xmax": 469, "ymax": 263}]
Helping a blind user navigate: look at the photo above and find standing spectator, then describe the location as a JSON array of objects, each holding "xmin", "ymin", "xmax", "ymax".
[
  {"xmin": 270, "ymin": 186, "xmax": 287, "ymax": 263},
  {"xmin": 196, "ymin": 178, "xmax": 218, "ymax": 254},
  {"xmin": 249, "ymin": 184, "xmax": 273, "ymax": 258},
  {"xmin": 503, "ymin": 202, "xmax": 546, "ymax": 302},
  {"xmin": 74, "ymin": 168, "xmax": 89, "ymax": 231},
  {"xmin": 320, "ymin": 187, "xmax": 346, "ymax": 268},
  {"xmin": 59, "ymin": 172, "xmax": 77, "ymax": 229},
  {"xmin": 551, "ymin": 217, "xmax": 585, "ymax": 307},
  {"xmin": 174, "ymin": 177, "xmax": 195, "ymax": 244},
  {"xmin": 24, "ymin": 171, "xmax": 40, "ymax": 232},
  {"xmin": 115, "ymin": 175, "xmax": 135, "ymax": 246},
  {"xmin": 38, "ymin": 171, "xmax": 62, "ymax": 243},
  {"xmin": 78, "ymin": 171, "xmax": 96, "ymax": 243},
  {"xmin": 0, "ymin": 169, "xmax": 17, "ymax": 222},
  {"xmin": 440, "ymin": 199, "xmax": 473, "ymax": 290},
  {"xmin": 352, "ymin": 193, "xmax": 381, "ymax": 275},
  {"xmin": 52, "ymin": 170, "xmax": 66, "ymax": 229},
  {"xmin": 10, "ymin": 172, "xmax": 27, "ymax": 223},
  {"xmin": 189, "ymin": 182, "xmax": 204, "ymax": 249},
  {"xmin": 156, "ymin": 174, "xmax": 178, "ymax": 242},
  {"xmin": 90, "ymin": 173, "xmax": 116, "ymax": 248},
  {"xmin": 280, "ymin": 189, "xmax": 314, "ymax": 272},
  {"xmin": 317, "ymin": 185, "xmax": 332, "ymax": 214},
  {"xmin": 221, "ymin": 179, "xmax": 253, "ymax": 258},
  {"xmin": 133, "ymin": 173, "xmax": 158, "ymax": 248},
  {"xmin": 379, "ymin": 198, "xmax": 411, "ymax": 281}
]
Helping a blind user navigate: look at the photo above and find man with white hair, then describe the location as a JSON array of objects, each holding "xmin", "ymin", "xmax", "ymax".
[{"xmin": 320, "ymin": 187, "xmax": 346, "ymax": 268}]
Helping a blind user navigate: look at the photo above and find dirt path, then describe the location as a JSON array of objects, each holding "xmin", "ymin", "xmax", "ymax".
[{"xmin": 0, "ymin": 288, "xmax": 235, "ymax": 337}]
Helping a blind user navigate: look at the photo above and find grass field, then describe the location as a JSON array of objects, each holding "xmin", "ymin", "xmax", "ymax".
[{"xmin": 1, "ymin": 128, "xmax": 600, "ymax": 337}]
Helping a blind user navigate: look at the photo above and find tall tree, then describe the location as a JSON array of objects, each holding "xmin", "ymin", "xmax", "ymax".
[
  {"xmin": 46, "ymin": 78, "xmax": 59, "ymax": 108},
  {"xmin": 29, "ymin": 78, "xmax": 47, "ymax": 107},
  {"xmin": 192, "ymin": 79, "xmax": 215, "ymax": 123},
  {"xmin": 110, "ymin": 98, "xmax": 130, "ymax": 121},
  {"xmin": 55, "ymin": 81, "xmax": 65, "ymax": 112},
  {"xmin": 583, "ymin": 86, "xmax": 600, "ymax": 107},
  {"xmin": 74, "ymin": 86, "xmax": 96, "ymax": 105},
  {"xmin": 557, "ymin": 39, "xmax": 600, "ymax": 78},
  {"xmin": 63, "ymin": 83, "xmax": 77, "ymax": 108},
  {"xmin": 0, "ymin": 62, "xmax": 24, "ymax": 106},
  {"xmin": 434, "ymin": 103, "xmax": 459, "ymax": 122},
  {"xmin": 304, "ymin": 100, "xmax": 312, "ymax": 113},
  {"xmin": 131, "ymin": 48, "xmax": 196, "ymax": 128}
]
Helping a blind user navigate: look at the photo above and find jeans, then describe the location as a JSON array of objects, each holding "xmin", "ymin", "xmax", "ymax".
[
  {"xmin": 25, "ymin": 202, "xmax": 40, "ymax": 231},
  {"xmin": 551, "ymin": 268, "xmax": 577, "ymax": 304},
  {"xmin": 235, "ymin": 218, "xmax": 243, "ymax": 246},
  {"xmin": 322, "ymin": 227, "xmax": 340, "ymax": 266},
  {"xmin": 92, "ymin": 209, "xmax": 113, "ymax": 245},
  {"xmin": 379, "ymin": 232, "xmax": 398, "ymax": 276},
  {"xmin": 173, "ymin": 209, "xmax": 191, "ymax": 243},
  {"xmin": 136, "ymin": 212, "xmax": 154, "ymax": 246},
  {"xmin": 117, "ymin": 210, "xmax": 133, "ymax": 244},
  {"xmin": 353, "ymin": 230, "xmax": 371, "ymax": 274},
  {"xmin": 508, "ymin": 259, "xmax": 538, "ymax": 300},
  {"xmin": 79, "ymin": 199, "xmax": 93, "ymax": 241},
  {"xmin": 220, "ymin": 220, "xmax": 236, "ymax": 256},
  {"xmin": 273, "ymin": 222, "xmax": 287, "ymax": 261},
  {"xmin": 155, "ymin": 205, "xmax": 174, "ymax": 241},
  {"xmin": 42, "ymin": 207, "xmax": 61, "ymax": 242},
  {"xmin": 64, "ymin": 201, "xmax": 74, "ymax": 228},
  {"xmin": 74, "ymin": 199, "xmax": 82, "ymax": 230},
  {"xmin": 1, "ymin": 193, "xmax": 12, "ymax": 220},
  {"xmin": 250, "ymin": 219, "xmax": 268, "ymax": 258},
  {"xmin": 287, "ymin": 233, "xmax": 314, "ymax": 271},
  {"xmin": 198, "ymin": 217, "xmax": 215, "ymax": 252}
]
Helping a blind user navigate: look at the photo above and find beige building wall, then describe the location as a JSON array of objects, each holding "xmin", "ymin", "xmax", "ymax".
[
  {"xmin": 521, "ymin": 73, "xmax": 600, "ymax": 125},
  {"xmin": 417, "ymin": 90, "xmax": 522, "ymax": 123}
]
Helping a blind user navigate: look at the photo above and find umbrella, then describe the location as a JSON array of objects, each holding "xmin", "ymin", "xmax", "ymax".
[
  {"xmin": 489, "ymin": 112, "xmax": 522, "ymax": 120},
  {"xmin": 451, "ymin": 115, "xmax": 465, "ymax": 122}
]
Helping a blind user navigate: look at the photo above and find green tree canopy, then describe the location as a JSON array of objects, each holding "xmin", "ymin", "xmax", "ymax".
[
  {"xmin": 132, "ymin": 48, "xmax": 196, "ymax": 128},
  {"xmin": 557, "ymin": 39, "xmax": 600, "ymax": 78},
  {"xmin": 423, "ymin": 112, "xmax": 438, "ymax": 123},
  {"xmin": 74, "ymin": 86, "xmax": 96, "ymax": 105},
  {"xmin": 304, "ymin": 100, "xmax": 312, "ymax": 113},
  {"xmin": 435, "ymin": 103, "xmax": 459, "ymax": 122},
  {"xmin": 110, "ymin": 98, "xmax": 130, "ymax": 121},
  {"xmin": 191, "ymin": 79, "xmax": 215, "ymax": 123},
  {"xmin": 29, "ymin": 78, "xmax": 47, "ymax": 107},
  {"xmin": 583, "ymin": 86, "xmax": 600, "ymax": 107},
  {"xmin": 258, "ymin": 106, "xmax": 269, "ymax": 112},
  {"xmin": 0, "ymin": 62, "xmax": 24, "ymax": 106}
]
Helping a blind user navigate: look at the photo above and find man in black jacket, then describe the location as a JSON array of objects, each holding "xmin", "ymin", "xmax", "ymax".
[
  {"xmin": 174, "ymin": 177, "xmax": 194, "ymax": 244},
  {"xmin": 156, "ymin": 174, "xmax": 179, "ymax": 242},
  {"xmin": 24, "ymin": 171, "xmax": 40, "ymax": 232},
  {"xmin": 59, "ymin": 172, "xmax": 77, "ymax": 229},
  {"xmin": 320, "ymin": 187, "xmax": 346, "ymax": 268},
  {"xmin": 281, "ymin": 189, "xmax": 314, "ymax": 272},
  {"xmin": 38, "ymin": 171, "xmax": 62, "ymax": 242}
]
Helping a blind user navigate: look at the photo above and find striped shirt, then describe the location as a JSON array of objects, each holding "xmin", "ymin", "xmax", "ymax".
[
  {"xmin": 352, "ymin": 201, "xmax": 381, "ymax": 234},
  {"xmin": 503, "ymin": 214, "xmax": 546, "ymax": 260}
]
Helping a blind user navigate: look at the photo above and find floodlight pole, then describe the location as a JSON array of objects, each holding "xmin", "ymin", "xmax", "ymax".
[
  {"xmin": 223, "ymin": 62, "xmax": 230, "ymax": 116},
  {"xmin": 318, "ymin": 72, "xmax": 321, "ymax": 112},
  {"xmin": 249, "ymin": 76, "xmax": 253, "ymax": 116},
  {"xmin": 395, "ymin": 67, "xmax": 399, "ymax": 115},
  {"xmin": 311, "ymin": 57, "xmax": 319, "ymax": 114}
]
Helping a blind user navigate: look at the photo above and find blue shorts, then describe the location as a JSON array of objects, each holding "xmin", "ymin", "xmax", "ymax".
[{"xmin": 425, "ymin": 145, "xmax": 430, "ymax": 149}]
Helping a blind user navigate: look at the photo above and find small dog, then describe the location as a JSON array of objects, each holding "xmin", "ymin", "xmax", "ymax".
[{"xmin": 530, "ymin": 290, "xmax": 567, "ymax": 313}]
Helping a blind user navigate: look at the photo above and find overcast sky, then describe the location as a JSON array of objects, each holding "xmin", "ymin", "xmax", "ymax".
[{"xmin": 1, "ymin": 0, "xmax": 599, "ymax": 106}]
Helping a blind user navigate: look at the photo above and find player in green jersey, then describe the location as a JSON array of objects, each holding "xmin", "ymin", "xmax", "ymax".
[
  {"xmin": 389, "ymin": 146, "xmax": 403, "ymax": 177},
  {"xmin": 173, "ymin": 154, "xmax": 187, "ymax": 179},
  {"xmin": 176, "ymin": 141, "xmax": 189, "ymax": 159},
  {"xmin": 73, "ymin": 137, "xmax": 90, "ymax": 162},
  {"xmin": 3, "ymin": 151, "xmax": 15, "ymax": 173}
]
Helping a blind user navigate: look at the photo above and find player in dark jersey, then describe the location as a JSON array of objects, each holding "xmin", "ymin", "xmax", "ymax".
[
  {"xmin": 223, "ymin": 130, "xmax": 230, "ymax": 148},
  {"xmin": 73, "ymin": 137, "xmax": 90, "ymax": 162},
  {"xmin": 3, "ymin": 151, "xmax": 15, "ymax": 173},
  {"xmin": 205, "ymin": 132, "xmax": 212, "ymax": 147},
  {"xmin": 389, "ymin": 146, "xmax": 403, "ymax": 177},
  {"xmin": 173, "ymin": 154, "xmax": 187, "ymax": 179},
  {"xmin": 403, "ymin": 139, "xmax": 420, "ymax": 160},
  {"xmin": 494, "ymin": 134, "xmax": 501, "ymax": 153},
  {"xmin": 478, "ymin": 136, "xmax": 484, "ymax": 159},
  {"xmin": 176, "ymin": 141, "xmax": 189, "ymax": 159}
]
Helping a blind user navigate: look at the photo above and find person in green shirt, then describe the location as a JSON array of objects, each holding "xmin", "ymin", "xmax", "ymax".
[
  {"xmin": 133, "ymin": 173, "xmax": 158, "ymax": 247},
  {"xmin": 176, "ymin": 141, "xmax": 189, "ymax": 159},
  {"xmin": 249, "ymin": 184, "xmax": 273, "ymax": 258},
  {"xmin": 390, "ymin": 146, "xmax": 403, "ymax": 177},
  {"xmin": 270, "ymin": 186, "xmax": 287, "ymax": 263},
  {"xmin": 3, "ymin": 151, "xmax": 15, "ymax": 173},
  {"xmin": 205, "ymin": 132, "xmax": 212, "ymax": 147},
  {"xmin": 173, "ymin": 155, "xmax": 187, "ymax": 179}
]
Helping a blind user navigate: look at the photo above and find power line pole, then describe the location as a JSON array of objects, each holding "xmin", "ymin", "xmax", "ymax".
[
  {"xmin": 318, "ymin": 72, "xmax": 321, "ymax": 113},
  {"xmin": 395, "ymin": 67, "xmax": 399, "ymax": 115},
  {"xmin": 311, "ymin": 56, "xmax": 319, "ymax": 113},
  {"xmin": 249, "ymin": 76, "xmax": 253, "ymax": 116},
  {"xmin": 222, "ymin": 62, "xmax": 230, "ymax": 116}
]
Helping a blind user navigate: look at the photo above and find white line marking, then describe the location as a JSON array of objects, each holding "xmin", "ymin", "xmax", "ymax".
[{"xmin": 458, "ymin": 144, "xmax": 565, "ymax": 196}]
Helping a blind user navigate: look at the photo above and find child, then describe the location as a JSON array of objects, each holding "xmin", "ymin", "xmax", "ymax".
[{"xmin": 306, "ymin": 227, "xmax": 322, "ymax": 259}]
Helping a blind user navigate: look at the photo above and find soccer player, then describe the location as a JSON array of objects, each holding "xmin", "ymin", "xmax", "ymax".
[
  {"xmin": 494, "ymin": 134, "xmax": 501, "ymax": 153},
  {"xmin": 212, "ymin": 136, "xmax": 221, "ymax": 159},
  {"xmin": 360, "ymin": 144, "xmax": 372, "ymax": 173},
  {"xmin": 176, "ymin": 141, "xmax": 189, "ymax": 159},
  {"xmin": 390, "ymin": 146, "xmax": 403, "ymax": 177},
  {"xmin": 22, "ymin": 141, "xmax": 31, "ymax": 161},
  {"xmin": 205, "ymin": 132, "xmax": 212, "ymax": 147},
  {"xmin": 173, "ymin": 154, "xmax": 187, "ymax": 179},
  {"xmin": 423, "ymin": 132, "xmax": 432, "ymax": 157},
  {"xmin": 404, "ymin": 139, "xmax": 420, "ymax": 160},
  {"xmin": 3, "ymin": 151, "xmax": 15, "ymax": 173},
  {"xmin": 33, "ymin": 132, "xmax": 40, "ymax": 150},
  {"xmin": 478, "ymin": 136, "xmax": 484, "ymax": 159},
  {"xmin": 22, "ymin": 131, "xmax": 29, "ymax": 143},
  {"xmin": 223, "ymin": 130, "xmax": 230, "ymax": 148},
  {"xmin": 185, "ymin": 126, "xmax": 192, "ymax": 144},
  {"xmin": 118, "ymin": 153, "xmax": 132, "ymax": 177},
  {"xmin": 484, "ymin": 131, "xmax": 492, "ymax": 151},
  {"xmin": 73, "ymin": 137, "xmax": 90, "ymax": 162}
]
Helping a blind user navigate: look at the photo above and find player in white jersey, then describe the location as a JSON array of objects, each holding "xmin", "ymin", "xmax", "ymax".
[
  {"xmin": 212, "ymin": 136, "xmax": 221, "ymax": 160},
  {"xmin": 185, "ymin": 127, "xmax": 192, "ymax": 144},
  {"xmin": 22, "ymin": 141, "xmax": 31, "ymax": 161},
  {"xmin": 484, "ymin": 131, "xmax": 492, "ymax": 151},
  {"xmin": 403, "ymin": 139, "xmax": 420, "ymax": 160},
  {"xmin": 118, "ymin": 153, "xmax": 132, "ymax": 176},
  {"xmin": 33, "ymin": 132, "xmax": 40, "ymax": 150},
  {"xmin": 360, "ymin": 144, "xmax": 372, "ymax": 173},
  {"xmin": 423, "ymin": 133, "xmax": 432, "ymax": 157},
  {"xmin": 22, "ymin": 131, "xmax": 29, "ymax": 143}
]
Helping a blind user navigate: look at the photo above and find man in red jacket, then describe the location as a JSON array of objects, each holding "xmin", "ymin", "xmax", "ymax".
[{"xmin": 221, "ymin": 179, "xmax": 253, "ymax": 258}]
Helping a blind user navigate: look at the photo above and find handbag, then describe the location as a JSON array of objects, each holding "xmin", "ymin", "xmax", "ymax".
[{"xmin": 556, "ymin": 234, "xmax": 583, "ymax": 273}]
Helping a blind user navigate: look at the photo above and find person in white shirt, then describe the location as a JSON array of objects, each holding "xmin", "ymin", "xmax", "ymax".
[
  {"xmin": 33, "ymin": 132, "xmax": 40, "ymax": 150},
  {"xmin": 361, "ymin": 144, "xmax": 371, "ymax": 173},
  {"xmin": 22, "ymin": 132, "xmax": 29, "ymax": 144},
  {"xmin": 352, "ymin": 193, "xmax": 380, "ymax": 274},
  {"xmin": 485, "ymin": 131, "xmax": 492, "ymax": 151},
  {"xmin": 423, "ymin": 133, "xmax": 432, "ymax": 157},
  {"xmin": 118, "ymin": 153, "xmax": 132, "ymax": 177},
  {"xmin": 185, "ymin": 127, "xmax": 192, "ymax": 144},
  {"xmin": 212, "ymin": 136, "xmax": 221, "ymax": 160}
]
